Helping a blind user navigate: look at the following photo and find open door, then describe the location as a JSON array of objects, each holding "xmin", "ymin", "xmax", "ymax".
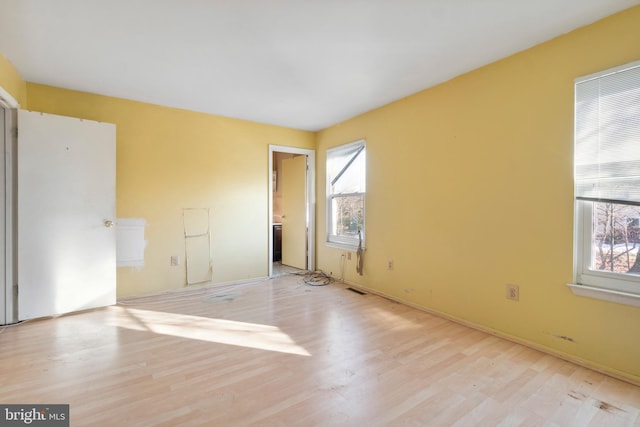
[
  {"xmin": 281, "ymin": 155, "xmax": 307, "ymax": 270},
  {"xmin": 17, "ymin": 110, "xmax": 116, "ymax": 320},
  {"xmin": 268, "ymin": 145, "xmax": 315, "ymax": 277}
]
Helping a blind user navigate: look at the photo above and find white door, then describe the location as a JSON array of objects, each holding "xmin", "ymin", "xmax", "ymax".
[
  {"xmin": 17, "ymin": 110, "xmax": 116, "ymax": 320},
  {"xmin": 281, "ymin": 155, "xmax": 307, "ymax": 270}
]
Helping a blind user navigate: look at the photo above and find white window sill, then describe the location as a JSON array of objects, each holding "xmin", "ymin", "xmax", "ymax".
[
  {"xmin": 326, "ymin": 241, "xmax": 364, "ymax": 252},
  {"xmin": 567, "ymin": 283, "xmax": 640, "ymax": 308}
]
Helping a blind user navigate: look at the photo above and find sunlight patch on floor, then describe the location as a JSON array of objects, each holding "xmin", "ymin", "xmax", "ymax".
[{"xmin": 109, "ymin": 306, "xmax": 311, "ymax": 356}]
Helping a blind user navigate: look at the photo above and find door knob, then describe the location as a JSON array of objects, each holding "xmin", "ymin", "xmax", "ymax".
[{"xmin": 104, "ymin": 220, "xmax": 114, "ymax": 228}]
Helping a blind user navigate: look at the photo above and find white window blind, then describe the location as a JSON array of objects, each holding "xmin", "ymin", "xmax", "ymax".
[
  {"xmin": 575, "ymin": 62, "xmax": 640, "ymax": 206},
  {"xmin": 328, "ymin": 142, "xmax": 366, "ymax": 194}
]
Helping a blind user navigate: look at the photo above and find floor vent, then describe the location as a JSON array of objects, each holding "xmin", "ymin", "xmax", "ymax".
[{"xmin": 347, "ymin": 287, "xmax": 366, "ymax": 295}]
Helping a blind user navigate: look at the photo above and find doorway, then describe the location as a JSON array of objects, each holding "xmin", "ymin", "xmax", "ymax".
[{"xmin": 268, "ymin": 145, "xmax": 315, "ymax": 278}]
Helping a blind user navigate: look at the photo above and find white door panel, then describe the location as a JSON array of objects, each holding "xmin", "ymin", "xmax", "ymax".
[{"xmin": 18, "ymin": 110, "xmax": 116, "ymax": 320}]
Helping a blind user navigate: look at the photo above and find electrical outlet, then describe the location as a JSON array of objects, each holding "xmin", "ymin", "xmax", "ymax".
[
  {"xmin": 387, "ymin": 259, "xmax": 394, "ymax": 270},
  {"xmin": 171, "ymin": 255, "xmax": 180, "ymax": 266},
  {"xmin": 506, "ymin": 284, "xmax": 519, "ymax": 301}
]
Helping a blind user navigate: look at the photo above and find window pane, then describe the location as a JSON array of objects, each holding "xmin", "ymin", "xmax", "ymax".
[
  {"xmin": 590, "ymin": 202, "xmax": 640, "ymax": 275},
  {"xmin": 331, "ymin": 194, "xmax": 364, "ymax": 240}
]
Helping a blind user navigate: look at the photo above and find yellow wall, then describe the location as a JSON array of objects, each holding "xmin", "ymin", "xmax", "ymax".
[
  {"xmin": 26, "ymin": 84, "xmax": 315, "ymax": 297},
  {"xmin": 316, "ymin": 6, "xmax": 640, "ymax": 383},
  {"xmin": 0, "ymin": 52, "xmax": 27, "ymax": 106}
]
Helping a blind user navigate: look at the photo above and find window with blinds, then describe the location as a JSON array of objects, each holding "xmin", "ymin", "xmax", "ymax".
[
  {"xmin": 326, "ymin": 140, "xmax": 366, "ymax": 248},
  {"xmin": 574, "ymin": 60, "xmax": 640, "ymax": 296}
]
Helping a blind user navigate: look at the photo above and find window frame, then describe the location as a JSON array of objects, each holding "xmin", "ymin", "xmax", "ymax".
[
  {"xmin": 575, "ymin": 200, "xmax": 640, "ymax": 295},
  {"xmin": 326, "ymin": 139, "xmax": 366, "ymax": 250},
  {"xmin": 572, "ymin": 60, "xmax": 640, "ymax": 306}
]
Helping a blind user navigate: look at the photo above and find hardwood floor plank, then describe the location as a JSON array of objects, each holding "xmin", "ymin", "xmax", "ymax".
[{"xmin": 1, "ymin": 275, "xmax": 639, "ymax": 426}]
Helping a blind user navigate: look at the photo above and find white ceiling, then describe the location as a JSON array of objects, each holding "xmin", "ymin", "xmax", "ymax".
[{"xmin": 1, "ymin": 1, "xmax": 638, "ymax": 131}]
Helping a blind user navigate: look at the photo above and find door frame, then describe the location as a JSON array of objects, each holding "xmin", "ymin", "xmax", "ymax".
[
  {"xmin": 0, "ymin": 85, "xmax": 18, "ymax": 325},
  {"xmin": 268, "ymin": 145, "xmax": 315, "ymax": 277}
]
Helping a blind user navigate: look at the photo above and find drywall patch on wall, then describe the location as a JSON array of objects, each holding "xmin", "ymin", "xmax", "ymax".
[
  {"xmin": 116, "ymin": 218, "xmax": 146, "ymax": 268},
  {"xmin": 184, "ymin": 208, "xmax": 212, "ymax": 285}
]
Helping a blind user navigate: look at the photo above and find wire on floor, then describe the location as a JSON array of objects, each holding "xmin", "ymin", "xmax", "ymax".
[{"xmin": 291, "ymin": 270, "xmax": 334, "ymax": 286}]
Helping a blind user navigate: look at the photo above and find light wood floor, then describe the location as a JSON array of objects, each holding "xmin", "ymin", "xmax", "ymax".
[{"xmin": 1, "ymin": 275, "xmax": 639, "ymax": 426}]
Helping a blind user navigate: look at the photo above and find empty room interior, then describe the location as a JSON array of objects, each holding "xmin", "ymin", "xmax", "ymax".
[{"xmin": 1, "ymin": 1, "xmax": 640, "ymax": 425}]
